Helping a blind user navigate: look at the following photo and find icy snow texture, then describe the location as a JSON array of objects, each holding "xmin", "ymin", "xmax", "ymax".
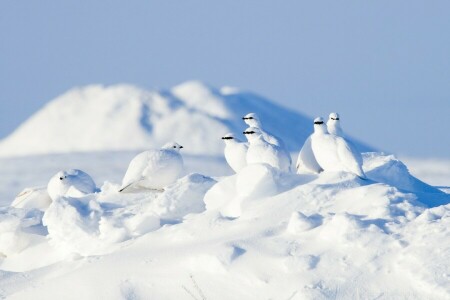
[
  {"xmin": 40, "ymin": 173, "xmax": 215, "ymax": 256},
  {"xmin": 0, "ymin": 152, "xmax": 449, "ymax": 299}
]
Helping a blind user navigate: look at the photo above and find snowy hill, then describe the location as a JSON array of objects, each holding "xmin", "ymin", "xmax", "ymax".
[
  {"xmin": 0, "ymin": 152, "xmax": 449, "ymax": 299},
  {"xmin": 0, "ymin": 81, "xmax": 372, "ymax": 157},
  {"xmin": 1, "ymin": 81, "xmax": 449, "ymax": 299}
]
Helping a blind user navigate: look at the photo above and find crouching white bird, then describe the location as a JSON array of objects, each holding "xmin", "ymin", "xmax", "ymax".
[
  {"xmin": 244, "ymin": 127, "xmax": 291, "ymax": 172},
  {"xmin": 47, "ymin": 169, "xmax": 98, "ymax": 201},
  {"xmin": 296, "ymin": 135, "xmax": 323, "ymax": 174},
  {"xmin": 11, "ymin": 186, "xmax": 52, "ymax": 210},
  {"xmin": 119, "ymin": 142, "xmax": 184, "ymax": 192},
  {"xmin": 310, "ymin": 117, "xmax": 366, "ymax": 179},
  {"xmin": 222, "ymin": 133, "xmax": 248, "ymax": 173}
]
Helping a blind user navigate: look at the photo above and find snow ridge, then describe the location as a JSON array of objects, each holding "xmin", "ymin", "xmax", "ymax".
[{"xmin": 0, "ymin": 81, "xmax": 372, "ymax": 157}]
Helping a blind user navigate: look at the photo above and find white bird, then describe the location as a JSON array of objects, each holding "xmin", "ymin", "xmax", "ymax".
[
  {"xmin": 326, "ymin": 112, "xmax": 344, "ymax": 136},
  {"xmin": 243, "ymin": 112, "xmax": 292, "ymax": 169},
  {"xmin": 296, "ymin": 136, "xmax": 323, "ymax": 174},
  {"xmin": 327, "ymin": 112, "xmax": 363, "ymax": 161},
  {"xmin": 310, "ymin": 117, "xmax": 366, "ymax": 179},
  {"xmin": 243, "ymin": 127, "xmax": 291, "ymax": 172},
  {"xmin": 222, "ymin": 133, "xmax": 248, "ymax": 173},
  {"xmin": 119, "ymin": 142, "xmax": 184, "ymax": 192},
  {"xmin": 11, "ymin": 186, "xmax": 52, "ymax": 210},
  {"xmin": 242, "ymin": 112, "xmax": 284, "ymax": 147},
  {"xmin": 47, "ymin": 169, "xmax": 98, "ymax": 201}
]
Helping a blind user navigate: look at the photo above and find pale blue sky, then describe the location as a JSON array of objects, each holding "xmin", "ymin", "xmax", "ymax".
[{"xmin": 1, "ymin": 1, "xmax": 449, "ymax": 158}]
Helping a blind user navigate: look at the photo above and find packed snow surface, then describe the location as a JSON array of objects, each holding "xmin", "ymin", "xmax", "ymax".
[{"xmin": 0, "ymin": 151, "xmax": 449, "ymax": 299}]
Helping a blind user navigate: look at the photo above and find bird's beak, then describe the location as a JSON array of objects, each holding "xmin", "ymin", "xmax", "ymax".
[{"xmin": 180, "ymin": 146, "xmax": 184, "ymax": 149}]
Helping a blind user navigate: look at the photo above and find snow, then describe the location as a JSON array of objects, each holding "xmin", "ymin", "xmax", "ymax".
[
  {"xmin": 0, "ymin": 150, "xmax": 448, "ymax": 299},
  {"xmin": 0, "ymin": 81, "xmax": 449, "ymax": 299},
  {"xmin": 0, "ymin": 81, "xmax": 373, "ymax": 158}
]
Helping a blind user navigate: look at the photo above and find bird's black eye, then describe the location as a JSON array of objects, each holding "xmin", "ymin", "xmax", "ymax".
[
  {"xmin": 173, "ymin": 146, "xmax": 176, "ymax": 148},
  {"xmin": 314, "ymin": 121, "xmax": 324, "ymax": 125},
  {"xmin": 249, "ymin": 117, "xmax": 254, "ymax": 119},
  {"xmin": 59, "ymin": 177, "xmax": 63, "ymax": 180}
]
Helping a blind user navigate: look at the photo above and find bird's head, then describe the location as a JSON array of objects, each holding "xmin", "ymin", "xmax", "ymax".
[
  {"xmin": 221, "ymin": 133, "xmax": 236, "ymax": 142},
  {"xmin": 243, "ymin": 126, "xmax": 262, "ymax": 142},
  {"xmin": 329, "ymin": 112, "xmax": 340, "ymax": 121},
  {"xmin": 163, "ymin": 142, "xmax": 184, "ymax": 151},
  {"xmin": 242, "ymin": 112, "xmax": 260, "ymax": 127}
]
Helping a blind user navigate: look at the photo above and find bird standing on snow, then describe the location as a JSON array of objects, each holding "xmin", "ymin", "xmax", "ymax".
[
  {"xmin": 327, "ymin": 112, "xmax": 344, "ymax": 137},
  {"xmin": 242, "ymin": 112, "xmax": 284, "ymax": 147},
  {"xmin": 295, "ymin": 135, "xmax": 323, "ymax": 174},
  {"xmin": 47, "ymin": 169, "xmax": 98, "ymax": 200},
  {"xmin": 327, "ymin": 112, "xmax": 364, "ymax": 161},
  {"xmin": 243, "ymin": 112, "xmax": 292, "ymax": 168},
  {"xmin": 119, "ymin": 142, "xmax": 184, "ymax": 192},
  {"xmin": 244, "ymin": 127, "xmax": 291, "ymax": 172},
  {"xmin": 310, "ymin": 117, "xmax": 366, "ymax": 179},
  {"xmin": 222, "ymin": 133, "xmax": 248, "ymax": 173}
]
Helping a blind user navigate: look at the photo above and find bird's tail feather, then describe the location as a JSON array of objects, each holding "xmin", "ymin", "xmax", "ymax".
[{"xmin": 118, "ymin": 182, "xmax": 134, "ymax": 193}]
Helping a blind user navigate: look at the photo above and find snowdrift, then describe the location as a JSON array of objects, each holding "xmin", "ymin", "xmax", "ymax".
[
  {"xmin": 0, "ymin": 152, "xmax": 449, "ymax": 299},
  {"xmin": 0, "ymin": 81, "xmax": 373, "ymax": 157}
]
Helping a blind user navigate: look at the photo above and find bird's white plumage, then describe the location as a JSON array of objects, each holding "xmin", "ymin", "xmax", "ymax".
[
  {"xmin": 222, "ymin": 133, "xmax": 248, "ymax": 173},
  {"xmin": 326, "ymin": 112, "xmax": 363, "ymax": 165},
  {"xmin": 244, "ymin": 127, "xmax": 291, "ymax": 172},
  {"xmin": 243, "ymin": 112, "xmax": 284, "ymax": 147},
  {"xmin": 310, "ymin": 117, "xmax": 366, "ymax": 178},
  {"xmin": 11, "ymin": 186, "xmax": 52, "ymax": 210},
  {"xmin": 243, "ymin": 112, "xmax": 292, "ymax": 169},
  {"xmin": 120, "ymin": 142, "xmax": 184, "ymax": 191},
  {"xmin": 327, "ymin": 112, "xmax": 344, "ymax": 137},
  {"xmin": 296, "ymin": 136, "xmax": 323, "ymax": 174},
  {"xmin": 47, "ymin": 169, "xmax": 97, "ymax": 200}
]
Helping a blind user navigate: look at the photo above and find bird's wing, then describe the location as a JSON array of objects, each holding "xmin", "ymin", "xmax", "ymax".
[
  {"xmin": 336, "ymin": 137, "xmax": 365, "ymax": 178},
  {"xmin": 296, "ymin": 136, "xmax": 322, "ymax": 173},
  {"xmin": 121, "ymin": 151, "xmax": 149, "ymax": 188}
]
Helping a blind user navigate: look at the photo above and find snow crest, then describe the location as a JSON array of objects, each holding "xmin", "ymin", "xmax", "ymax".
[
  {"xmin": 0, "ymin": 81, "xmax": 372, "ymax": 157},
  {"xmin": 0, "ymin": 151, "xmax": 448, "ymax": 298}
]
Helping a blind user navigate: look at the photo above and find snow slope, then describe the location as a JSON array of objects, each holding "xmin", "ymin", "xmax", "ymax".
[
  {"xmin": 0, "ymin": 81, "xmax": 373, "ymax": 157},
  {"xmin": 0, "ymin": 152, "xmax": 449, "ymax": 299}
]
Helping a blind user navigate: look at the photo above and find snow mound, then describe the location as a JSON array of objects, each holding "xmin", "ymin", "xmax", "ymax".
[
  {"xmin": 1, "ymin": 152, "xmax": 449, "ymax": 299},
  {"xmin": 0, "ymin": 208, "xmax": 43, "ymax": 257},
  {"xmin": 40, "ymin": 173, "xmax": 215, "ymax": 256},
  {"xmin": 143, "ymin": 173, "xmax": 216, "ymax": 220},
  {"xmin": 0, "ymin": 81, "xmax": 373, "ymax": 157},
  {"xmin": 364, "ymin": 153, "xmax": 442, "ymax": 194}
]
